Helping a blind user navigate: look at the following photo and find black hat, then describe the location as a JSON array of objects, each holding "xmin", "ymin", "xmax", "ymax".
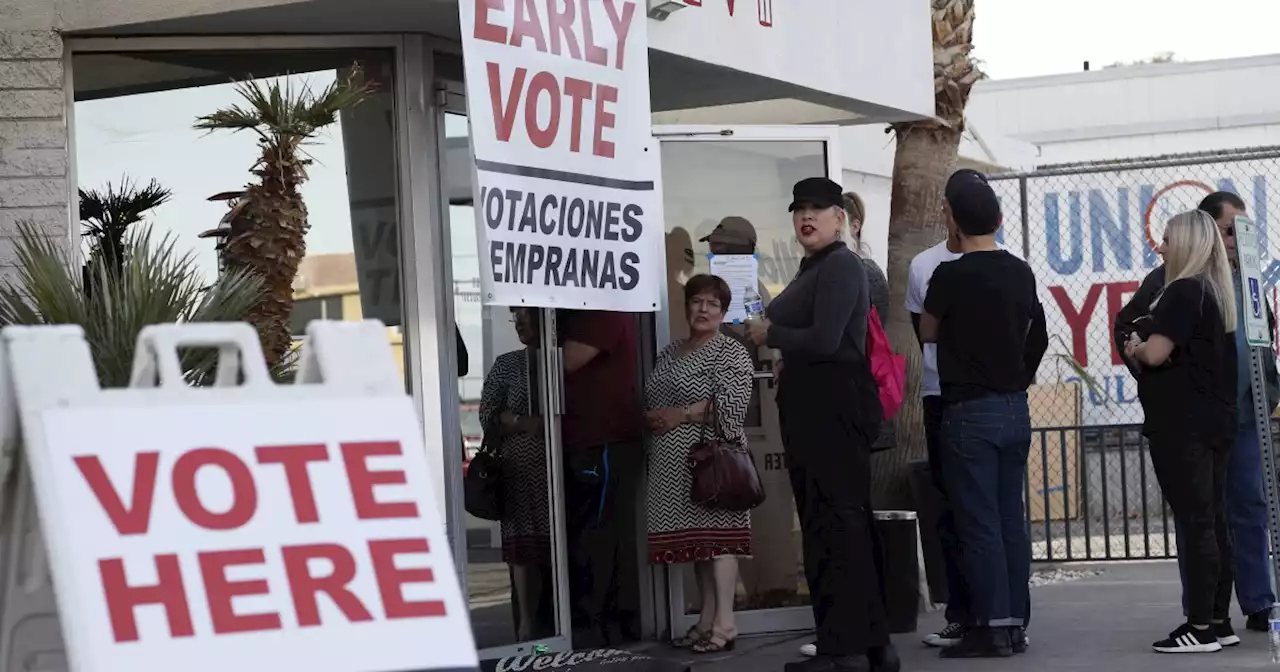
[
  {"xmin": 945, "ymin": 169, "xmax": 1002, "ymax": 236},
  {"xmin": 788, "ymin": 177, "xmax": 844, "ymax": 212}
]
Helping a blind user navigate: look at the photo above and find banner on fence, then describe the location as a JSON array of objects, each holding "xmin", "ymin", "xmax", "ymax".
[
  {"xmin": 458, "ymin": 0, "xmax": 662, "ymax": 312},
  {"xmin": 991, "ymin": 153, "xmax": 1280, "ymax": 426}
]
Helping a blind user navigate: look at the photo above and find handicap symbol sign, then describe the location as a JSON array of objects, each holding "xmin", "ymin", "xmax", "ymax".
[{"xmin": 1250, "ymin": 277, "xmax": 1262, "ymax": 318}]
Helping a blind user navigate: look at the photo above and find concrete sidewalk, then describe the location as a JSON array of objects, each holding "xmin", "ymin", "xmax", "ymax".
[{"xmin": 640, "ymin": 561, "xmax": 1276, "ymax": 671}]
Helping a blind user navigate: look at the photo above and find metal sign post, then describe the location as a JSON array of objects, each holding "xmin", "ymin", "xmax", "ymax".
[{"xmin": 1234, "ymin": 216, "xmax": 1280, "ymax": 600}]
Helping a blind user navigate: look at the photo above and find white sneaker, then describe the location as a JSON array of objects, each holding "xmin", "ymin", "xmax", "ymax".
[
  {"xmin": 923, "ymin": 622, "xmax": 968, "ymax": 648},
  {"xmin": 799, "ymin": 642, "xmax": 817, "ymax": 657}
]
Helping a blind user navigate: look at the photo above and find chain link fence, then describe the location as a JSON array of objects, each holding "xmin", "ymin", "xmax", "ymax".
[{"xmin": 987, "ymin": 146, "xmax": 1280, "ymax": 561}]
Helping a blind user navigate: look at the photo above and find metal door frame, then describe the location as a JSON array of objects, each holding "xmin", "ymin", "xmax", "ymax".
[
  {"xmin": 650, "ymin": 124, "xmax": 843, "ymax": 637},
  {"xmin": 432, "ymin": 60, "xmax": 575, "ymax": 660}
]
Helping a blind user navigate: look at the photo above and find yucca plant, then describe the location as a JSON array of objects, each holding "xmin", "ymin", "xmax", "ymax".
[
  {"xmin": 193, "ymin": 66, "xmax": 373, "ymax": 368},
  {"xmin": 0, "ymin": 222, "xmax": 263, "ymax": 387}
]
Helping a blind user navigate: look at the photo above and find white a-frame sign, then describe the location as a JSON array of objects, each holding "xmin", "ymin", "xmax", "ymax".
[{"xmin": 0, "ymin": 321, "xmax": 477, "ymax": 672}]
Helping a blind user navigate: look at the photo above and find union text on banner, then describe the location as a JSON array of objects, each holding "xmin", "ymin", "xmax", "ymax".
[{"xmin": 459, "ymin": 0, "xmax": 661, "ymax": 312}]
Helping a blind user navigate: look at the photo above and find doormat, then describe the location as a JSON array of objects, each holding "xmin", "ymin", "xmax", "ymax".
[{"xmin": 483, "ymin": 649, "xmax": 692, "ymax": 672}]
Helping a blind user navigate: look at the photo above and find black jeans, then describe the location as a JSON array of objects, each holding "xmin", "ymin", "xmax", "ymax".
[
  {"xmin": 1148, "ymin": 434, "xmax": 1234, "ymax": 624},
  {"xmin": 923, "ymin": 395, "xmax": 973, "ymax": 626},
  {"xmin": 778, "ymin": 362, "xmax": 889, "ymax": 656}
]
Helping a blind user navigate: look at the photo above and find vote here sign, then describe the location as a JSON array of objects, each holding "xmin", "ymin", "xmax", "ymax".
[
  {"xmin": 460, "ymin": 0, "xmax": 662, "ymax": 312},
  {"xmin": 32, "ymin": 397, "xmax": 475, "ymax": 672}
]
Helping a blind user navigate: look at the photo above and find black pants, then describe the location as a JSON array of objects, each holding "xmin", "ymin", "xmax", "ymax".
[
  {"xmin": 779, "ymin": 363, "xmax": 888, "ymax": 656},
  {"xmin": 565, "ymin": 440, "xmax": 642, "ymax": 645},
  {"xmin": 1148, "ymin": 434, "xmax": 1233, "ymax": 624}
]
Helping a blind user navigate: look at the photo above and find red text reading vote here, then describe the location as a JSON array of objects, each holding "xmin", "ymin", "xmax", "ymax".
[
  {"xmin": 473, "ymin": 0, "xmax": 638, "ymax": 158},
  {"xmin": 73, "ymin": 441, "xmax": 444, "ymax": 643}
]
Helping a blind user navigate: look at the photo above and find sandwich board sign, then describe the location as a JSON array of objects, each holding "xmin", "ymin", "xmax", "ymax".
[{"xmin": 0, "ymin": 321, "xmax": 477, "ymax": 672}]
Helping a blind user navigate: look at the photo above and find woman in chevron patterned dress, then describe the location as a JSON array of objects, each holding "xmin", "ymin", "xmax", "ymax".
[
  {"xmin": 644, "ymin": 274, "xmax": 754, "ymax": 654},
  {"xmin": 479, "ymin": 307, "xmax": 551, "ymax": 642}
]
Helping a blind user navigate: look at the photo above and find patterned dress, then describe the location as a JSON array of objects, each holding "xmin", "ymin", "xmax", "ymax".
[
  {"xmin": 645, "ymin": 332, "xmax": 754, "ymax": 564},
  {"xmin": 478, "ymin": 349, "xmax": 550, "ymax": 565}
]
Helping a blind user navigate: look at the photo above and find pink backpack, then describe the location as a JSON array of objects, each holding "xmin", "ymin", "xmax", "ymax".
[{"xmin": 866, "ymin": 305, "xmax": 906, "ymax": 420}]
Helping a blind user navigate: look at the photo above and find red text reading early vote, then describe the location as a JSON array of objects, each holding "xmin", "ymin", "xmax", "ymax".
[
  {"xmin": 74, "ymin": 441, "xmax": 443, "ymax": 644},
  {"xmin": 473, "ymin": 0, "xmax": 638, "ymax": 158}
]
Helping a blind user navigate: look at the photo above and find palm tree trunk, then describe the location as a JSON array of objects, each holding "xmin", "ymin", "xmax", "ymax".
[{"xmin": 870, "ymin": 124, "xmax": 961, "ymax": 510}]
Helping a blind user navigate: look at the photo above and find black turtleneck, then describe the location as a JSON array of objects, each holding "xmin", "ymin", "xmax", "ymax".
[{"xmin": 765, "ymin": 240, "xmax": 869, "ymax": 365}]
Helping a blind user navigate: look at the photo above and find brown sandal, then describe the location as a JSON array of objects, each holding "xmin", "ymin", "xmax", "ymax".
[
  {"xmin": 691, "ymin": 631, "xmax": 737, "ymax": 654},
  {"xmin": 673, "ymin": 625, "xmax": 711, "ymax": 648}
]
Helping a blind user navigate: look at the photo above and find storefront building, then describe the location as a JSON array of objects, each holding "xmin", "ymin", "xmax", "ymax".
[{"xmin": 2, "ymin": 0, "xmax": 934, "ymax": 660}]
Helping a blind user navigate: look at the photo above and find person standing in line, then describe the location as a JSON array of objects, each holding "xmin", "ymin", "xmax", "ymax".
[
  {"xmin": 796, "ymin": 191, "xmax": 892, "ymax": 660},
  {"xmin": 1115, "ymin": 191, "xmax": 1278, "ymax": 635},
  {"xmin": 1122, "ymin": 210, "xmax": 1238, "ymax": 653},
  {"xmin": 904, "ymin": 225, "xmax": 972, "ymax": 648},
  {"xmin": 559, "ymin": 310, "xmax": 644, "ymax": 646},
  {"xmin": 905, "ymin": 200, "xmax": 1026, "ymax": 650},
  {"xmin": 645, "ymin": 274, "xmax": 755, "ymax": 654},
  {"xmin": 919, "ymin": 169, "xmax": 1048, "ymax": 658},
  {"xmin": 747, "ymin": 177, "xmax": 899, "ymax": 672}
]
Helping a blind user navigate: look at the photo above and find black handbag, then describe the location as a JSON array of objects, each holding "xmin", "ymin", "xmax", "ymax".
[{"xmin": 464, "ymin": 418, "xmax": 504, "ymax": 521}]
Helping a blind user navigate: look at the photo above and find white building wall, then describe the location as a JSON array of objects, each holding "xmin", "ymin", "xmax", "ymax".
[
  {"xmin": 0, "ymin": 27, "xmax": 69, "ymax": 281},
  {"xmin": 968, "ymin": 54, "xmax": 1280, "ymax": 164}
]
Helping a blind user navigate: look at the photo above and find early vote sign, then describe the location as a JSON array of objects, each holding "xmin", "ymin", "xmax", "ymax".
[
  {"xmin": 460, "ymin": 0, "xmax": 661, "ymax": 312},
  {"xmin": 33, "ymin": 397, "xmax": 475, "ymax": 672}
]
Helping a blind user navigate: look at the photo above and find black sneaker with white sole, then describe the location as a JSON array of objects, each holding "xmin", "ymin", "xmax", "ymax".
[
  {"xmin": 1214, "ymin": 621, "xmax": 1240, "ymax": 647},
  {"xmin": 923, "ymin": 622, "xmax": 967, "ymax": 648},
  {"xmin": 1152, "ymin": 623, "xmax": 1222, "ymax": 653}
]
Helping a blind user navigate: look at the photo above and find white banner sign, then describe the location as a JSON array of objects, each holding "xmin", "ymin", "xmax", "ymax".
[
  {"xmin": 36, "ymin": 397, "xmax": 475, "ymax": 672},
  {"xmin": 459, "ymin": 0, "xmax": 661, "ymax": 312}
]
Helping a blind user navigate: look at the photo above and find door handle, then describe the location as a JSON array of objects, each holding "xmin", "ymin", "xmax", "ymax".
[{"xmin": 547, "ymin": 346, "xmax": 566, "ymax": 417}]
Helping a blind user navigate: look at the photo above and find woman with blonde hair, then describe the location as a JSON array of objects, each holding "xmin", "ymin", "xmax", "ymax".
[{"xmin": 1124, "ymin": 209, "xmax": 1238, "ymax": 654}]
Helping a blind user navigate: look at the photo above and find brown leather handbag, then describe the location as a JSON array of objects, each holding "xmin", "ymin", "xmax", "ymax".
[{"xmin": 688, "ymin": 393, "xmax": 766, "ymax": 512}]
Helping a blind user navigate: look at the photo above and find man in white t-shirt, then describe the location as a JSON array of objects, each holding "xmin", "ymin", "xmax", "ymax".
[{"xmin": 906, "ymin": 233, "xmax": 1020, "ymax": 649}]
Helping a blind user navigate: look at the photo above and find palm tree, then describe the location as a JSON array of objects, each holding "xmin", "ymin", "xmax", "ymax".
[
  {"xmin": 80, "ymin": 177, "xmax": 171, "ymax": 280},
  {"xmin": 871, "ymin": 0, "xmax": 983, "ymax": 508},
  {"xmin": 0, "ymin": 222, "xmax": 262, "ymax": 387},
  {"xmin": 194, "ymin": 67, "xmax": 373, "ymax": 367}
]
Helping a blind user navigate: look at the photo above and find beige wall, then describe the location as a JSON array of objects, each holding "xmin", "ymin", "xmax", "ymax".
[
  {"xmin": 9, "ymin": 0, "xmax": 310, "ymax": 32},
  {"xmin": 0, "ymin": 29, "xmax": 69, "ymax": 279}
]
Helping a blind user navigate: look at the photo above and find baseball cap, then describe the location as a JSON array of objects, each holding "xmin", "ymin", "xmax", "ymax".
[
  {"xmin": 788, "ymin": 177, "xmax": 844, "ymax": 212},
  {"xmin": 699, "ymin": 216, "xmax": 757, "ymax": 251},
  {"xmin": 944, "ymin": 169, "xmax": 1002, "ymax": 236}
]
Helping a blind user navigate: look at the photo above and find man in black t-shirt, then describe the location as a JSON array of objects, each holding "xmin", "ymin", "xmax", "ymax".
[{"xmin": 919, "ymin": 170, "xmax": 1049, "ymax": 659}]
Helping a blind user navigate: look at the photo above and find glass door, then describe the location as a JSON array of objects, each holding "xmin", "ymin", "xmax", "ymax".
[
  {"xmin": 436, "ymin": 69, "xmax": 573, "ymax": 658},
  {"xmin": 651, "ymin": 126, "xmax": 842, "ymax": 637}
]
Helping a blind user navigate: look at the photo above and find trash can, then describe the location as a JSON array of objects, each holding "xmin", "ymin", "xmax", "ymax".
[
  {"xmin": 907, "ymin": 459, "xmax": 949, "ymax": 605},
  {"xmin": 874, "ymin": 510, "xmax": 920, "ymax": 634}
]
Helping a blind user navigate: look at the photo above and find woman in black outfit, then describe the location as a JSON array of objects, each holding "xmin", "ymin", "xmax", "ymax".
[
  {"xmin": 1123, "ymin": 209, "xmax": 1238, "ymax": 654},
  {"xmin": 747, "ymin": 177, "xmax": 897, "ymax": 672}
]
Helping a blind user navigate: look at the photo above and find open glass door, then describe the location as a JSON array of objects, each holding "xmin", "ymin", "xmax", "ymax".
[
  {"xmin": 651, "ymin": 125, "xmax": 842, "ymax": 637},
  {"xmin": 436, "ymin": 63, "xmax": 574, "ymax": 659}
]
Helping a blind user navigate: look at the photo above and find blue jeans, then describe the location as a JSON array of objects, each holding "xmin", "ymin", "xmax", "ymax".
[
  {"xmin": 940, "ymin": 392, "xmax": 1032, "ymax": 628},
  {"xmin": 1177, "ymin": 423, "xmax": 1276, "ymax": 616},
  {"xmin": 923, "ymin": 395, "xmax": 973, "ymax": 626}
]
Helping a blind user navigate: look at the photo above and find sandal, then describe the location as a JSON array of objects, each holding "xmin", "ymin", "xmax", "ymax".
[
  {"xmin": 691, "ymin": 631, "xmax": 737, "ymax": 654},
  {"xmin": 673, "ymin": 625, "xmax": 711, "ymax": 648}
]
